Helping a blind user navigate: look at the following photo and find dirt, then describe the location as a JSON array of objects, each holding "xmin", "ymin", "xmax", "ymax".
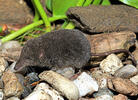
[{"xmin": 67, "ymin": 5, "xmax": 138, "ymax": 33}]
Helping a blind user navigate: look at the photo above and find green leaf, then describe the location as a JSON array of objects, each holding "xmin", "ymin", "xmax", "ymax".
[
  {"xmin": 76, "ymin": 0, "xmax": 85, "ymax": 6},
  {"xmin": 83, "ymin": 0, "xmax": 93, "ymax": 6},
  {"xmin": 119, "ymin": 0, "xmax": 138, "ymax": 8},
  {"xmin": 46, "ymin": 0, "xmax": 52, "ymax": 11},
  {"xmin": 101, "ymin": 0, "xmax": 111, "ymax": 5},
  {"xmin": 52, "ymin": 0, "xmax": 79, "ymax": 16},
  {"xmin": 92, "ymin": 0, "xmax": 102, "ymax": 5}
]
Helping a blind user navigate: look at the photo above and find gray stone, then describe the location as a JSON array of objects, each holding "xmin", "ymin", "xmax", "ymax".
[
  {"xmin": 93, "ymin": 88, "xmax": 114, "ymax": 98},
  {"xmin": 55, "ymin": 67, "xmax": 75, "ymax": 78},
  {"xmin": 114, "ymin": 64, "xmax": 138, "ymax": 78}
]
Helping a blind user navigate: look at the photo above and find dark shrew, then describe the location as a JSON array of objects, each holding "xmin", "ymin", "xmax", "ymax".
[
  {"xmin": 14, "ymin": 29, "xmax": 91, "ymax": 71},
  {"xmin": 14, "ymin": 29, "xmax": 137, "ymax": 72}
]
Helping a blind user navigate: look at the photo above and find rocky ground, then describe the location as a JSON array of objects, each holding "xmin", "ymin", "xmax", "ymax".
[{"xmin": 0, "ymin": 0, "xmax": 137, "ymax": 100}]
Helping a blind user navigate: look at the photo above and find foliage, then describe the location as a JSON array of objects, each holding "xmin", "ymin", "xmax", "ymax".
[
  {"xmin": 119, "ymin": 0, "xmax": 138, "ymax": 8},
  {"xmin": 1, "ymin": 0, "xmax": 137, "ymax": 43}
]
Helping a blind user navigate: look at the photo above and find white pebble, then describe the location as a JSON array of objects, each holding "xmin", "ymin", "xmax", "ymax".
[
  {"xmin": 100, "ymin": 54, "xmax": 123, "ymax": 75},
  {"xmin": 34, "ymin": 83, "xmax": 64, "ymax": 100},
  {"xmin": 7, "ymin": 97, "xmax": 20, "ymax": 100},
  {"xmin": 0, "ymin": 57, "xmax": 8, "ymax": 76},
  {"xmin": 130, "ymin": 74, "xmax": 138, "ymax": 85},
  {"xmin": 8, "ymin": 62, "xmax": 17, "ymax": 72},
  {"xmin": 0, "ymin": 89, "xmax": 4, "ymax": 100},
  {"xmin": 73, "ymin": 72, "xmax": 98, "ymax": 97},
  {"xmin": 24, "ymin": 89, "xmax": 51, "ymax": 100},
  {"xmin": 99, "ymin": 78, "xmax": 107, "ymax": 88},
  {"xmin": 39, "ymin": 71, "xmax": 79, "ymax": 100}
]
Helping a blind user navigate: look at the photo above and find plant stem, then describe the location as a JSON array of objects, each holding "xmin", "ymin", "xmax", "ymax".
[
  {"xmin": 1, "ymin": 20, "xmax": 43, "ymax": 43},
  {"xmin": 31, "ymin": 0, "xmax": 40, "ymax": 22},
  {"xmin": 61, "ymin": 20, "xmax": 69, "ymax": 29},
  {"xmin": 50, "ymin": 15, "xmax": 67, "ymax": 22},
  {"xmin": 33, "ymin": 0, "xmax": 51, "ymax": 32},
  {"xmin": 1, "ymin": 16, "xmax": 67, "ymax": 43},
  {"xmin": 64, "ymin": 22, "xmax": 75, "ymax": 29},
  {"xmin": 33, "ymin": 8, "xmax": 40, "ymax": 22}
]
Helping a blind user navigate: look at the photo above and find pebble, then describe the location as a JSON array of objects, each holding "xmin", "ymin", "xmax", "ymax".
[
  {"xmin": 73, "ymin": 72, "xmax": 98, "ymax": 97},
  {"xmin": 0, "ymin": 79, "xmax": 4, "ymax": 89},
  {"xmin": 34, "ymin": 82, "xmax": 64, "ymax": 100},
  {"xmin": 8, "ymin": 62, "xmax": 17, "ymax": 72},
  {"xmin": 24, "ymin": 89, "xmax": 52, "ymax": 100},
  {"xmin": 15, "ymin": 73, "xmax": 32, "ymax": 98},
  {"xmin": 0, "ymin": 57, "xmax": 8, "ymax": 76},
  {"xmin": 93, "ymin": 95, "xmax": 113, "ymax": 100},
  {"xmin": 0, "ymin": 41, "xmax": 22, "ymax": 62},
  {"xmin": 0, "ymin": 41, "xmax": 21, "ymax": 51},
  {"xmin": 93, "ymin": 88, "xmax": 114, "ymax": 98},
  {"xmin": 55, "ymin": 67, "xmax": 75, "ymax": 78},
  {"xmin": 113, "ymin": 94, "xmax": 128, "ymax": 100},
  {"xmin": 79, "ymin": 95, "xmax": 113, "ymax": 100},
  {"xmin": 114, "ymin": 64, "xmax": 138, "ymax": 78},
  {"xmin": 25, "ymin": 72, "xmax": 39, "ymax": 84},
  {"xmin": 0, "ymin": 89, "xmax": 4, "ymax": 100},
  {"xmin": 98, "ymin": 78, "xmax": 108, "ymax": 89},
  {"xmin": 2, "ymin": 70, "xmax": 23, "ymax": 97},
  {"xmin": 39, "ymin": 70, "xmax": 79, "ymax": 100},
  {"xmin": 108, "ymin": 77, "xmax": 138, "ymax": 96},
  {"xmin": 91, "ymin": 68, "xmax": 112, "ymax": 88},
  {"xmin": 130, "ymin": 74, "xmax": 138, "ymax": 85},
  {"xmin": 100, "ymin": 54, "xmax": 123, "ymax": 75},
  {"xmin": 7, "ymin": 97, "xmax": 20, "ymax": 100}
]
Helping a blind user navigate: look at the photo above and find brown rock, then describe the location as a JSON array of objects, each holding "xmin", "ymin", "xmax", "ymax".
[
  {"xmin": 86, "ymin": 31, "xmax": 136, "ymax": 54},
  {"xmin": 86, "ymin": 31, "xmax": 136, "ymax": 66},
  {"xmin": 0, "ymin": 41, "xmax": 22, "ymax": 62},
  {"xmin": 113, "ymin": 94, "xmax": 128, "ymax": 100},
  {"xmin": 2, "ymin": 70, "xmax": 23, "ymax": 97},
  {"xmin": 0, "ymin": 47, "xmax": 22, "ymax": 62},
  {"xmin": 67, "ymin": 5, "xmax": 138, "ymax": 33},
  {"xmin": 0, "ymin": 0, "xmax": 33, "ymax": 25},
  {"xmin": 108, "ymin": 77, "xmax": 138, "ymax": 96}
]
